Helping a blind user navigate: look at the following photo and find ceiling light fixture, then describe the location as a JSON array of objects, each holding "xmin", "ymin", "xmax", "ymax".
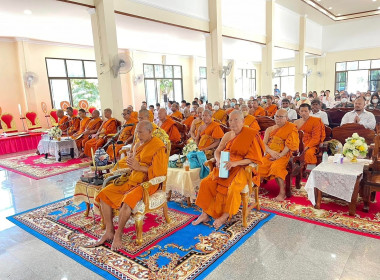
[
  {"xmin": 337, "ymin": 13, "xmax": 341, "ymax": 16},
  {"xmin": 23, "ymin": 10, "xmax": 32, "ymax": 15},
  {"xmin": 328, "ymin": 7, "xmax": 332, "ymax": 10}
]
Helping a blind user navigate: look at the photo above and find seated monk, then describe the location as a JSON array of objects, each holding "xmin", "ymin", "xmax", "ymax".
[
  {"xmin": 264, "ymin": 95, "xmax": 278, "ymax": 118},
  {"xmin": 170, "ymin": 103, "xmax": 183, "ymax": 120},
  {"xmin": 56, "ymin": 109, "xmax": 69, "ymax": 134},
  {"xmin": 241, "ymin": 105, "xmax": 260, "ymax": 131},
  {"xmin": 66, "ymin": 107, "xmax": 80, "ymax": 136},
  {"xmin": 127, "ymin": 105, "xmax": 138, "ymax": 120},
  {"xmin": 78, "ymin": 110, "xmax": 102, "ymax": 151},
  {"xmin": 71, "ymin": 109, "xmax": 90, "ymax": 146},
  {"xmin": 92, "ymin": 121, "xmax": 169, "ymax": 250},
  {"xmin": 192, "ymin": 110, "xmax": 264, "ymax": 229},
  {"xmin": 212, "ymin": 101, "xmax": 227, "ymax": 124},
  {"xmin": 196, "ymin": 109, "xmax": 224, "ymax": 157},
  {"xmin": 106, "ymin": 109, "xmax": 138, "ymax": 161},
  {"xmin": 258, "ymin": 109, "xmax": 299, "ymax": 201},
  {"xmin": 294, "ymin": 104, "xmax": 325, "ymax": 165},
  {"xmin": 189, "ymin": 107, "xmax": 204, "ymax": 141},
  {"xmin": 83, "ymin": 108, "xmax": 118, "ymax": 157},
  {"xmin": 158, "ymin": 108, "xmax": 181, "ymax": 143},
  {"xmin": 182, "ymin": 108, "xmax": 194, "ymax": 131},
  {"xmin": 249, "ymin": 99, "xmax": 266, "ymax": 117}
]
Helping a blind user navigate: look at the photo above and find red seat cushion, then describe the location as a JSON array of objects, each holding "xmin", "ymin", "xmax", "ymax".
[
  {"xmin": 50, "ymin": 111, "xmax": 58, "ymax": 123},
  {"xmin": 89, "ymin": 107, "xmax": 96, "ymax": 114},
  {"xmin": 1, "ymin": 114, "xmax": 14, "ymax": 129},
  {"xmin": 26, "ymin": 112, "xmax": 37, "ymax": 125}
]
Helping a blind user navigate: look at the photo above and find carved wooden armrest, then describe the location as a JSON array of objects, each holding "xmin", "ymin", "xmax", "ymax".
[{"xmin": 140, "ymin": 176, "xmax": 167, "ymax": 206}]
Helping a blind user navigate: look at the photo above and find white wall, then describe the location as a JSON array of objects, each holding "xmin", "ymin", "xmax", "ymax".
[
  {"xmin": 274, "ymin": 4, "xmax": 300, "ymax": 45},
  {"xmin": 306, "ymin": 19, "xmax": 323, "ymax": 50}
]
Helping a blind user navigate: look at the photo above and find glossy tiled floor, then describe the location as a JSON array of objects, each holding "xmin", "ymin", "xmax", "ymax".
[{"xmin": 1, "ymin": 152, "xmax": 380, "ymax": 280}]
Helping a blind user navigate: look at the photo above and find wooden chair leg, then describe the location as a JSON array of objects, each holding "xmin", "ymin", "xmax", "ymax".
[
  {"xmin": 163, "ymin": 203, "xmax": 171, "ymax": 223},
  {"xmin": 134, "ymin": 213, "xmax": 144, "ymax": 246},
  {"xmin": 254, "ymin": 186, "xmax": 260, "ymax": 211},
  {"xmin": 167, "ymin": 190, "xmax": 172, "ymax": 202},
  {"xmin": 241, "ymin": 192, "xmax": 248, "ymax": 227},
  {"xmin": 84, "ymin": 202, "xmax": 91, "ymax": 217}
]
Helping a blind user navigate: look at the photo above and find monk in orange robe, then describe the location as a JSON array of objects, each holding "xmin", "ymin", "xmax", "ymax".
[
  {"xmin": 170, "ymin": 103, "xmax": 183, "ymax": 120},
  {"xmin": 83, "ymin": 108, "xmax": 118, "ymax": 157},
  {"xmin": 212, "ymin": 101, "xmax": 227, "ymax": 125},
  {"xmin": 93, "ymin": 121, "xmax": 169, "ymax": 250},
  {"xmin": 249, "ymin": 99, "xmax": 266, "ymax": 117},
  {"xmin": 71, "ymin": 109, "xmax": 90, "ymax": 148},
  {"xmin": 193, "ymin": 110, "xmax": 264, "ymax": 229},
  {"xmin": 196, "ymin": 109, "xmax": 224, "ymax": 157},
  {"xmin": 182, "ymin": 108, "xmax": 194, "ymax": 131},
  {"xmin": 78, "ymin": 110, "xmax": 102, "ymax": 151},
  {"xmin": 294, "ymin": 104, "xmax": 325, "ymax": 164},
  {"xmin": 57, "ymin": 109, "xmax": 69, "ymax": 134},
  {"xmin": 264, "ymin": 96, "xmax": 278, "ymax": 117},
  {"xmin": 259, "ymin": 109, "xmax": 299, "ymax": 201},
  {"xmin": 241, "ymin": 105, "xmax": 260, "ymax": 131},
  {"xmin": 66, "ymin": 107, "xmax": 80, "ymax": 136},
  {"xmin": 158, "ymin": 108, "xmax": 181, "ymax": 143},
  {"xmin": 189, "ymin": 107, "xmax": 204, "ymax": 140},
  {"xmin": 127, "ymin": 105, "xmax": 138, "ymax": 120},
  {"xmin": 106, "ymin": 109, "xmax": 138, "ymax": 161}
]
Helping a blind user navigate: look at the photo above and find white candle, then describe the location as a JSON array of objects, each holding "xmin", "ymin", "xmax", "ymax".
[{"xmin": 18, "ymin": 104, "xmax": 22, "ymax": 117}]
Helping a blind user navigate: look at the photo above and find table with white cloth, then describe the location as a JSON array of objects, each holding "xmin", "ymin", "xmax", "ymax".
[
  {"xmin": 37, "ymin": 137, "xmax": 78, "ymax": 162},
  {"xmin": 304, "ymin": 157, "xmax": 372, "ymax": 216},
  {"xmin": 166, "ymin": 167, "xmax": 201, "ymax": 206}
]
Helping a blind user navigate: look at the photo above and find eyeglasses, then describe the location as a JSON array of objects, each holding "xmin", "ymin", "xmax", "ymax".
[{"xmin": 275, "ymin": 115, "xmax": 286, "ymax": 119}]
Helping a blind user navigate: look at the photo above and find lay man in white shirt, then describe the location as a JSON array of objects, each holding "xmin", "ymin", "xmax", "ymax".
[
  {"xmin": 310, "ymin": 99, "xmax": 329, "ymax": 125},
  {"xmin": 341, "ymin": 97, "xmax": 376, "ymax": 130},
  {"xmin": 281, "ymin": 98, "xmax": 298, "ymax": 121}
]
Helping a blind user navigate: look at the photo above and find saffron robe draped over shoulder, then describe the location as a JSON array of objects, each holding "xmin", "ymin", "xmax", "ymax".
[
  {"xmin": 213, "ymin": 109, "xmax": 227, "ymax": 124},
  {"xmin": 252, "ymin": 107, "xmax": 266, "ymax": 117},
  {"xmin": 161, "ymin": 118, "xmax": 181, "ymax": 143},
  {"xmin": 299, "ymin": 116, "xmax": 325, "ymax": 164},
  {"xmin": 244, "ymin": 115, "xmax": 260, "ymax": 131},
  {"xmin": 96, "ymin": 136, "xmax": 168, "ymax": 210},
  {"xmin": 198, "ymin": 121, "xmax": 224, "ymax": 150},
  {"xmin": 265, "ymin": 104, "xmax": 278, "ymax": 117},
  {"xmin": 84, "ymin": 118, "xmax": 118, "ymax": 157},
  {"xmin": 170, "ymin": 111, "xmax": 183, "ymax": 120},
  {"xmin": 78, "ymin": 117, "xmax": 102, "ymax": 150},
  {"xmin": 58, "ymin": 116, "xmax": 69, "ymax": 132},
  {"xmin": 67, "ymin": 117, "xmax": 80, "ymax": 136},
  {"xmin": 195, "ymin": 127, "xmax": 264, "ymax": 219},
  {"xmin": 182, "ymin": 116, "xmax": 195, "ymax": 131},
  {"xmin": 258, "ymin": 122, "xmax": 299, "ymax": 181}
]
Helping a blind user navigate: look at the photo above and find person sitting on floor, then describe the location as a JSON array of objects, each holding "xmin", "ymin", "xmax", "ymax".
[{"xmin": 192, "ymin": 110, "xmax": 264, "ymax": 229}]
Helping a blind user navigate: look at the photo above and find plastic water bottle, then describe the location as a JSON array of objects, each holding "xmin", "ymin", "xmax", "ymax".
[{"xmin": 322, "ymin": 151, "xmax": 328, "ymax": 163}]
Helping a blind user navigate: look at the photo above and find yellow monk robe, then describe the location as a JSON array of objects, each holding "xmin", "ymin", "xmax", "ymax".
[
  {"xmin": 148, "ymin": 110, "xmax": 154, "ymax": 122},
  {"xmin": 198, "ymin": 121, "xmax": 224, "ymax": 150},
  {"xmin": 193, "ymin": 119, "xmax": 204, "ymax": 137},
  {"xmin": 58, "ymin": 116, "xmax": 69, "ymax": 132},
  {"xmin": 131, "ymin": 111, "xmax": 138, "ymax": 120},
  {"xmin": 170, "ymin": 111, "xmax": 183, "ymax": 120},
  {"xmin": 96, "ymin": 136, "xmax": 168, "ymax": 210},
  {"xmin": 299, "ymin": 116, "xmax": 325, "ymax": 164},
  {"xmin": 265, "ymin": 104, "xmax": 278, "ymax": 117},
  {"xmin": 225, "ymin": 108, "xmax": 234, "ymax": 115},
  {"xmin": 84, "ymin": 118, "xmax": 118, "ymax": 157},
  {"xmin": 106, "ymin": 117, "xmax": 138, "ymax": 160},
  {"xmin": 161, "ymin": 118, "xmax": 181, "ymax": 143},
  {"xmin": 213, "ymin": 109, "xmax": 227, "ymax": 124},
  {"xmin": 252, "ymin": 106, "xmax": 266, "ymax": 117},
  {"xmin": 258, "ymin": 122, "xmax": 299, "ymax": 180},
  {"xmin": 71, "ymin": 117, "xmax": 90, "ymax": 148},
  {"xmin": 195, "ymin": 127, "xmax": 264, "ymax": 219},
  {"xmin": 67, "ymin": 117, "xmax": 80, "ymax": 136},
  {"xmin": 244, "ymin": 115, "xmax": 260, "ymax": 131},
  {"xmin": 79, "ymin": 117, "xmax": 102, "ymax": 150},
  {"xmin": 183, "ymin": 115, "xmax": 195, "ymax": 131}
]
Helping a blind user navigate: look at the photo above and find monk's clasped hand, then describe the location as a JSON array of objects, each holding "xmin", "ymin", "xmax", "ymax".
[{"xmin": 223, "ymin": 161, "xmax": 237, "ymax": 170}]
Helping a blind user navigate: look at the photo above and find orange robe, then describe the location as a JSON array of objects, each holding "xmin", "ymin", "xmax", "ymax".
[
  {"xmin": 72, "ymin": 117, "xmax": 90, "ymax": 147},
  {"xmin": 148, "ymin": 110, "xmax": 154, "ymax": 122},
  {"xmin": 84, "ymin": 118, "xmax": 118, "ymax": 157},
  {"xmin": 195, "ymin": 127, "xmax": 264, "ymax": 219},
  {"xmin": 299, "ymin": 116, "xmax": 325, "ymax": 164},
  {"xmin": 226, "ymin": 108, "xmax": 234, "ymax": 115},
  {"xmin": 58, "ymin": 116, "xmax": 69, "ymax": 133},
  {"xmin": 67, "ymin": 117, "xmax": 80, "ymax": 136},
  {"xmin": 106, "ymin": 118, "xmax": 138, "ymax": 160},
  {"xmin": 251, "ymin": 107, "xmax": 266, "ymax": 117},
  {"xmin": 79, "ymin": 117, "xmax": 102, "ymax": 150},
  {"xmin": 265, "ymin": 104, "xmax": 278, "ymax": 117},
  {"xmin": 183, "ymin": 116, "xmax": 195, "ymax": 131},
  {"xmin": 244, "ymin": 115, "xmax": 260, "ymax": 131},
  {"xmin": 259, "ymin": 122, "xmax": 299, "ymax": 181},
  {"xmin": 213, "ymin": 109, "xmax": 227, "ymax": 124},
  {"xmin": 161, "ymin": 118, "xmax": 181, "ymax": 143},
  {"xmin": 170, "ymin": 111, "xmax": 183, "ymax": 120},
  {"xmin": 193, "ymin": 119, "xmax": 204, "ymax": 137},
  {"xmin": 96, "ymin": 136, "xmax": 168, "ymax": 210},
  {"xmin": 198, "ymin": 121, "xmax": 224, "ymax": 150},
  {"xmin": 131, "ymin": 111, "xmax": 138, "ymax": 120}
]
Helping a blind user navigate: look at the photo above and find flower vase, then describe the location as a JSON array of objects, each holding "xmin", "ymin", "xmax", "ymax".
[{"xmin": 351, "ymin": 157, "xmax": 357, "ymax": 163}]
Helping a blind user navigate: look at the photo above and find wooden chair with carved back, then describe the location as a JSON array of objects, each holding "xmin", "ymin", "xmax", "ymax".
[
  {"xmin": 332, "ymin": 123, "xmax": 375, "ymax": 145},
  {"xmin": 256, "ymin": 116, "xmax": 276, "ymax": 132},
  {"xmin": 326, "ymin": 108, "xmax": 350, "ymax": 128}
]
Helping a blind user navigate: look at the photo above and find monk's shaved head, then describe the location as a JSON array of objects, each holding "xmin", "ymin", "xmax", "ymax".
[
  {"xmin": 137, "ymin": 120, "xmax": 153, "ymax": 132},
  {"xmin": 203, "ymin": 109, "xmax": 213, "ymax": 117},
  {"xmin": 230, "ymin": 110, "xmax": 244, "ymax": 120},
  {"xmin": 92, "ymin": 110, "xmax": 100, "ymax": 118},
  {"xmin": 240, "ymin": 104, "xmax": 249, "ymax": 111},
  {"xmin": 274, "ymin": 108, "xmax": 288, "ymax": 127},
  {"xmin": 138, "ymin": 109, "xmax": 150, "ymax": 120},
  {"xmin": 276, "ymin": 108, "xmax": 288, "ymax": 117},
  {"xmin": 158, "ymin": 108, "xmax": 167, "ymax": 122},
  {"xmin": 196, "ymin": 107, "xmax": 204, "ymax": 114}
]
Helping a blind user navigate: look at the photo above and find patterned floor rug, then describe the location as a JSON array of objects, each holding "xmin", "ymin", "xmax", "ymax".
[
  {"xmin": 7, "ymin": 198, "xmax": 274, "ymax": 280},
  {"xmin": 260, "ymin": 179, "xmax": 380, "ymax": 239},
  {"xmin": 0, "ymin": 153, "xmax": 91, "ymax": 179}
]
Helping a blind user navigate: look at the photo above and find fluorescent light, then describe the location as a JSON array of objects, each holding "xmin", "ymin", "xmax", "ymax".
[
  {"xmin": 23, "ymin": 10, "xmax": 32, "ymax": 15},
  {"xmin": 337, "ymin": 13, "xmax": 341, "ymax": 16},
  {"xmin": 328, "ymin": 7, "xmax": 332, "ymax": 10}
]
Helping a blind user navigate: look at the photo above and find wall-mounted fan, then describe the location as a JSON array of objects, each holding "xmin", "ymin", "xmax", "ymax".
[
  {"xmin": 219, "ymin": 61, "xmax": 233, "ymax": 78},
  {"xmin": 112, "ymin": 54, "xmax": 133, "ymax": 78},
  {"xmin": 24, "ymin": 71, "xmax": 38, "ymax": 88},
  {"xmin": 304, "ymin": 69, "xmax": 313, "ymax": 77},
  {"xmin": 272, "ymin": 68, "xmax": 283, "ymax": 78},
  {"xmin": 133, "ymin": 74, "xmax": 144, "ymax": 85}
]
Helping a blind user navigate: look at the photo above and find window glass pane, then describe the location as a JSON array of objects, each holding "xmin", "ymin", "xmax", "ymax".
[
  {"xmin": 199, "ymin": 67, "xmax": 207, "ymax": 78},
  {"xmin": 50, "ymin": 79, "xmax": 70, "ymax": 108},
  {"xmin": 347, "ymin": 61, "xmax": 358, "ymax": 70},
  {"xmin": 143, "ymin": 64, "xmax": 154, "ymax": 78},
  {"xmin": 281, "ymin": 76, "xmax": 295, "ymax": 96},
  {"xmin": 145, "ymin": 80, "xmax": 157, "ymax": 106},
  {"xmin": 70, "ymin": 79, "xmax": 100, "ymax": 109},
  {"xmin": 154, "ymin": 65, "xmax": 164, "ymax": 78},
  {"xmin": 273, "ymin": 77, "xmax": 280, "ymax": 92},
  {"xmin": 336, "ymin": 62, "xmax": 346, "ymax": 71},
  {"xmin": 370, "ymin": 70, "xmax": 380, "ymax": 80},
  {"xmin": 173, "ymin": 80, "xmax": 182, "ymax": 102},
  {"xmin": 371, "ymin": 59, "xmax": 380, "ymax": 69},
  {"xmin": 84, "ymin": 61, "xmax": 97, "ymax": 77},
  {"xmin": 347, "ymin": 70, "xmax": 368, "ymax": 93},
  {"xmin": 164, "ymin": 66, "xmax": 173, "ymax": 78},
  {"xmin": 252, "ymin": 69, "xmax": 256, "ymax": 78},
  {"xmin": 336, "ymin": 82, "xmax": 346, "ymax": 91},
  {"xmin": 66, "ymin": 60, "xmax": 84, "ymax": 77},
  {"xmin": 359, "ymin": 60, "xmax": 371, "ymax": 70},
  {"xmin": 336, "ymin": 72, "xmax": 347, "ymax": 82},
  {"xmin": 370, "ymin": 81, "xmax": 380, "ymax": 93},
  {"xmin": 281, "ymin": 68, "xmax": 288, "ymax": 76},
  {"xmin": 46, "ymin": 59, "xmax": 66, "ymax": 77},
  {"xmin": 288, "ymin": 67, "xmax": 295, "ymax": 76},
  {"xmin": 173, "ymin": 66, "xmax": 182, "ymax": 78},
  {"xmin": 160, "ymin": 79, "xmax": 173, "ymax": 101}
]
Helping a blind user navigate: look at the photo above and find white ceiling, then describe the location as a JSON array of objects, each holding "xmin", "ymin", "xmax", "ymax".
[{"xmin": 311, "ymin": 0, "xmax": 380, "ymax": 16}]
